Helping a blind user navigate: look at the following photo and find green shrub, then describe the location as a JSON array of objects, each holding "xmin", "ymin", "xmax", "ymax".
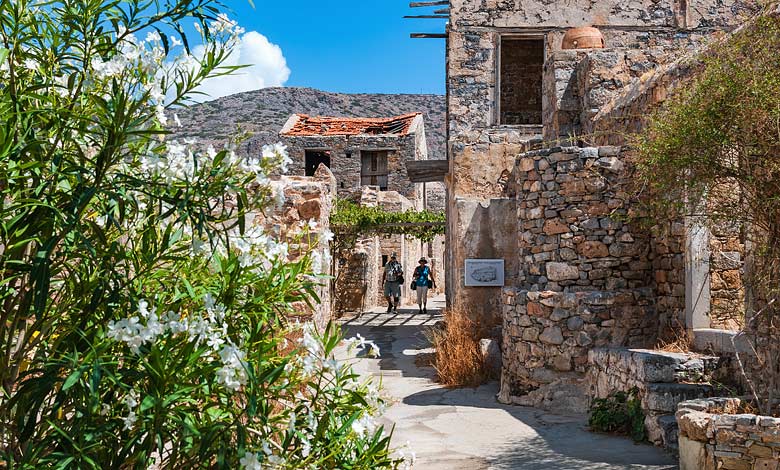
[
  {"xmin": 0, "ymin": 0, "xmax": 408, "ymax": 468},
  {"xmin": 588, "ymin": 387, "xmax": 646, "ymax": 442}
]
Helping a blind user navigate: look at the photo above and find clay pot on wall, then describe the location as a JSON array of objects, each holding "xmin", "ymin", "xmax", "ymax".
[{"xmin": 561, "ymin": 27, "xmax": 605, "ymax": 50}]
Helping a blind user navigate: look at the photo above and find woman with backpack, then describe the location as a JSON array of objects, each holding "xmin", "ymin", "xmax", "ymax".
[{"xmin": 412, "ymin": 257, "xmax": 435, "ymax": 313}]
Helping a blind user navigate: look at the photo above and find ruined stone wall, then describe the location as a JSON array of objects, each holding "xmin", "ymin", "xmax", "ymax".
[
  {"xmin": 280, "ymin": 132, "xmax": 423, "ymax": 208},
  {"xmin": 425, "ymin": 181, "xmax": 446, "ymax": 212},
  {"xmin": 677, "ymin": 398, "xmax": 780, "ymax": 470},
  {"xmin": 588, "ymin": 348, "xmax": 727, "ymax": 449},
  {"xmin": 501, "ymin": 288, "xmax": 656, "ymax": 393},
  {"xmin": 589, "ymin": 57, "xmax": 702, "ymax": 145},
  {"xmin": 709, "ymin": 231, "xmax": 745, "ymax": 330},
  {"xmin": 499, "ymin": 145, "xmax": 666, "ymax": 409},
  {"xmin": 652, "ymin": 220, "xmax": 687, "ymax": 338},
  {"xmin": 514, "ymin": 146, "xmax": 652, "ymax": 292},
  {"xmin": 261, "ymin": 167, "xmax": 336, "ymax": 328}
]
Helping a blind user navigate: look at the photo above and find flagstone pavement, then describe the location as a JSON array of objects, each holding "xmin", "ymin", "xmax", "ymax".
[{"xmin": 338, "ymin": 295, "xmax": 679, "ymax": 470}]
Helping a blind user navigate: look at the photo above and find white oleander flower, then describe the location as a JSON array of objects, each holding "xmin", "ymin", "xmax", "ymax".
[
  {"xmin": 310, "ymin": 251, "xmax": 323, "ymax": 274},
  {"xmin": 239, "ymin": 452, "xmax": 262, "ymax": 470},
  {"xmin": 122, "ymin": 410, "xmax": 138, "ymax": 430},
  {"xmin": 215, "ymin": 343, "xmax": 248, "ymax": 391}
]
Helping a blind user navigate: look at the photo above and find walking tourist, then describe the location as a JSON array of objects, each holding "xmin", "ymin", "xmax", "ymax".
[
  {"xmin": 412, "ymin": 257, "xmax": 435, "ymax": 313},
  {"xmin": 382, "ymin": 252, "xmax": 403, "ymax": 313}
]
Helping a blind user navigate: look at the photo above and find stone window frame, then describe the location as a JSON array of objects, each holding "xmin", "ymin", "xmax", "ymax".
[{"xmin": 495, "ymin": 32, "xmax": 547, "ymax": 130}]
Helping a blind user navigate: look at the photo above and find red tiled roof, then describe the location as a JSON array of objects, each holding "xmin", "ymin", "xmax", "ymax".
[{"xmin": 281, "ymin": 113, "xmax": 420, "ymax": 137}]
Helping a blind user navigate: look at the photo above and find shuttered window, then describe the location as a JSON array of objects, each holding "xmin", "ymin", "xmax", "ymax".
[{"xmin": 360, "ymin": 151, "xmax": 388, "ymax": 190}]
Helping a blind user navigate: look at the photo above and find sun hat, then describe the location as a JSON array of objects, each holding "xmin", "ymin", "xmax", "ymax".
[
  {"xmin": 390, "ymin": 252, "xmax": 397, "ymax": 258},
  {"xmin": 419, "ymin": 257, "xmax": 428, "ymax": 263}
]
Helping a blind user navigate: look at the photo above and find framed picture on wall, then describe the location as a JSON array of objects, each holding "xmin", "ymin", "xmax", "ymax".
[{"xmin": 464, "ymin": 259, "xmax": 505, "ymax": 287}]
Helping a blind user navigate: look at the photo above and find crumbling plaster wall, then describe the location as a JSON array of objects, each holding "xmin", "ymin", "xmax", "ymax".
[
  {"xmin": 447, "ymin": 0, "xmax": 754, "ymax": 136},
  {"xmin": 445, "ymin": 0, "xmax": 755, "ymax": 322}
]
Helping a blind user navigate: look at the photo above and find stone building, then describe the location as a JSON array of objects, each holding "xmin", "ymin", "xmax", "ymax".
[
  {"xmin": 280, "ymin": 112, "xmax": 430, "ymax": 209},
  {"xmin": 445, "ymin": 0, "xmax": 753, "ymax": 321},
  {"xmin": 437, "ymin": 0, "xmax": 758, "ymax": 447},
  {"xmin": 280, "ymin": 112, "xmax": 445, "ymax": 312}
]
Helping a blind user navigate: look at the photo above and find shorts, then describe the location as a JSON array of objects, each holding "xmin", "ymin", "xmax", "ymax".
[
  {"xmin": 415, "ymin": 285, "xmax": 429, "ymax": 305},
  {"xmin": 384, "ymin": 281, "xmax": 401, "ymax": 298}
]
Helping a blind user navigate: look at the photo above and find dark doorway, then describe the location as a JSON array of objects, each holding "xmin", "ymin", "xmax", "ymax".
[
  {"xmin": 499, "ymin": 38, "xmax": 544, "ymax": 125},
  {"xmin": 305, "ymin": 150, "xmax": 331, "ymax": 176}
]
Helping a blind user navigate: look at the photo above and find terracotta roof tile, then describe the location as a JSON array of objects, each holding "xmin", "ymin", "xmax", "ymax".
[{"xmin": 281, "ymin": 113, "xmax": 420, "ymax": 137}]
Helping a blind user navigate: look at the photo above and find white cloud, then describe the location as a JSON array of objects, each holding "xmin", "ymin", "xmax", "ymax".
[{"xmin": 190, "ymin": 31, "xmax": 290, "ymax": 102}]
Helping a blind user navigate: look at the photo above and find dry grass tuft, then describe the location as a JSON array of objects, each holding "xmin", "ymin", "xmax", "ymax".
[
  {"xmin": 428, "ymin": 308, "xmax": 486, "ymax": 387},
  {"xmin": 656, "ymin": 327, "xmax": 694, "ymax": 354}
]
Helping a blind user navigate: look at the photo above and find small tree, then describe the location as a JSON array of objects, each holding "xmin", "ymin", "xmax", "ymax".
[{"xmin": 637, "ymin": 8, "xmax": 780, "ymax": 414}]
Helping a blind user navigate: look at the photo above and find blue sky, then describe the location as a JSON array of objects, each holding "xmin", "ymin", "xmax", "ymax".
[{"xmin": 215, "ymin": 0, "xmax": 447, "ymax": 96}]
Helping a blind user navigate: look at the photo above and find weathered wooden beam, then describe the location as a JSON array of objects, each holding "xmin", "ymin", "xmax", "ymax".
[
  {"xmin": 410, "ymin": 0, "xmax": 448, "ymax": 7},
  {"xmin": 403, "ymin": 15, "xmax": 449, "ymax": 19},
  {"xmin": 410, "ymin": 33, "xmax": 447, "ymax": 38},
  {"xmin": 406, "ymin": 160, "xmax": 449, "ymax": 183},
  {"xmin": 433, "ymin": 8, "xmax": 450, "ymax": 14}
]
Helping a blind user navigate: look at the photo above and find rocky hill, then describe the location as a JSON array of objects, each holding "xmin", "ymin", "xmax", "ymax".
[{"xmin": 169, "ymin": 87, "xmax": 446, "ymax": 161}]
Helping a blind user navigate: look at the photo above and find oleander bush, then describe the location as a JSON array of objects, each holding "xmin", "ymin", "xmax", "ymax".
[{"xmin": 0, "ymin": 0, "xmax": 409, "ymax": 468}]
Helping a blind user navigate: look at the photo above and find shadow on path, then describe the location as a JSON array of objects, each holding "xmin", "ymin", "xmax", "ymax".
[{"xmin": 340, "ymin": 299, "xmax": 678, "ymax": 470}]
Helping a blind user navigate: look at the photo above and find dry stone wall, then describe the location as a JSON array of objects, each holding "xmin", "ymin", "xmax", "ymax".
[
  {"xmin": 260, "ymin": 167, "xmax": 336, "ymax": 328},
  {"xmin": 651, "ymin": 220, "xmax": 687, "ymax": 338},
  {"xmin": 514, "ymin": 145, "xmax": 652, "ymax": 292},
  {"xmin": 709, "ymin": 232, "xmax": 745, "ymax": 330},
  {"xmin": 501, "ymin": 288, "xmax": 656, "ymax": 399},
  {"xmin": 677, "ymin": 398, "xmax": 780, "ymax": 470},
  {"xmin": 588, "ymin": 348, "xmax": 728, "ymax": 449}
]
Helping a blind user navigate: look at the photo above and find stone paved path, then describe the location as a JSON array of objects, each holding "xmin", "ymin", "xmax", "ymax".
[{"xmin": 339, "ymin": 296, "xmax": 678, "ymax": 470}]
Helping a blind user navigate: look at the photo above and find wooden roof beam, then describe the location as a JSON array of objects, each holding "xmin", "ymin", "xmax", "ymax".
[
  {"xmin": 409, "ymin": 1, "xmax": 448, "ymax": 7},
  {"xmin": 406, "ymin": 160, "xmax": 449, "ymax": 183}
]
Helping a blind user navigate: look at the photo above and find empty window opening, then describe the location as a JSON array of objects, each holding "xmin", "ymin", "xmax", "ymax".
[
  {"xmin": 361, "ymin": 151, "xmax": 388, "ymax": 190},
  {"xmin": 500, "ymin": 38, "xmax": 544, "ymax": 125},
  {"xmin": 381, "ymin": 255, "xmax": 388, "ymax": 267},
  {"xmin": 305, "ymin": 150, "xmax": 331, "ymax": 176}
]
